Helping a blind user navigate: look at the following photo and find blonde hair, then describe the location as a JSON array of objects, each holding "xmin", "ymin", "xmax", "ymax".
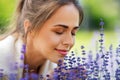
[{"xmin": 1, "ymin": 0, "xmax": 83, "ymax": 39}]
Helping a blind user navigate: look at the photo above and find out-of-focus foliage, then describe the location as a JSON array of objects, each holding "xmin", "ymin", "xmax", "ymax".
[
  {"xmin": 81, "ymin": 0, "xmax": 119, "ymax": 30},
  {"xmin": 0, "ymin": 0, "xmax": 16, "ymax": 33}
]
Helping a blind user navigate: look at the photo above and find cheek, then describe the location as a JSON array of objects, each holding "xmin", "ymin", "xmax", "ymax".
[
  {"xmin": 36, "ymin": 33, "xmax": 61, "ymax": 50},
  {"xmin": 45, "ymin": 35, "xmax": 61, "ymax": 48}
]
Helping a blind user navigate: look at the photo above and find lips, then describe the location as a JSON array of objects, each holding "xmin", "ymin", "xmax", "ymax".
[{"xmin": 55, "ymin": 49, "xmax": 68, "ymax": 56}]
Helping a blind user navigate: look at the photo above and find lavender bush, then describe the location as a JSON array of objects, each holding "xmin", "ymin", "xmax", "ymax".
[{"xmin": 0, "ymin": 19, "xmax": 120, "ymax": 80}]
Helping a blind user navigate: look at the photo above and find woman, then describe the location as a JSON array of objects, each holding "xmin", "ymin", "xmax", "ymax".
[{"xmin": 0, "ymin": 0, "xmax": 83, "ymax": 79}]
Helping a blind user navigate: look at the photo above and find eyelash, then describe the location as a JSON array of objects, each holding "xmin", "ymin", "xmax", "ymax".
[
  {"xmin": 72, "ymin": 32, "xmax": 76, "ymax": 36},
  {"xmin": 55, "ymin": 32, "xmax": 63, "ymax": 35},
  {"xmin": 55, "ymin": 31, "xmax": 76, "ymax": 36}
]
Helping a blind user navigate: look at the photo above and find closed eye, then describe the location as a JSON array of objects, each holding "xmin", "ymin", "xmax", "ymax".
[
  {"xmin": 71, "ymin": 32, "xmax": 76, "ymax": 36},
  {"xmin": 53, "ymin": 28, "xmax": 65, "ymax": 35},
  {"xmin": 55, "ymin": 31, "xmax": 64, "ymax": 35},
  {"xmin": 71, "ymin": 27, "xmax": 79, "ymax": 36}
]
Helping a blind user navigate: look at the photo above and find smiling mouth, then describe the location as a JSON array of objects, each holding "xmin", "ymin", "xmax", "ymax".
[{"xmin": 55, "ymin": 49, "xmax": 68, "ymax": 56}]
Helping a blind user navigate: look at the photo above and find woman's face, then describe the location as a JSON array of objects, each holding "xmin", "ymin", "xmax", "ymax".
[{"xmin": 28, "ymin": 4, "xmax": 80, "ymax": 63}]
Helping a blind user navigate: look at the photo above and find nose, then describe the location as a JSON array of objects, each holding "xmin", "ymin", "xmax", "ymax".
[{"xmin": 62, "ymin": 34, "xmax": 74, "ymax": 48}]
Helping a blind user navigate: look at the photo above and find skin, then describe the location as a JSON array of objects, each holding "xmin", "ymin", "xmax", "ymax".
[{"xmin": 24, "ymin": 3, "xmax": 80, "ymax": 71}]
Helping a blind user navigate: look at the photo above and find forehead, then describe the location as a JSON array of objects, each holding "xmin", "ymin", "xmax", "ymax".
[{"xmin": 44, "ymin": 4, "xmax": 79, "ymax": 27}]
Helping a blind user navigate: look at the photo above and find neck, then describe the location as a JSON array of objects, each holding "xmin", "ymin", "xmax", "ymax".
[{"xmin": 24, "ymin": 47, "xmax": 46, "ymax": 73}]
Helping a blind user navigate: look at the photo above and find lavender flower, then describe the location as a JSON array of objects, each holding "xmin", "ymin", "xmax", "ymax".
[
  {"xmin": 21, "ymin": 44, "xmax": 26, "ymax": 54},
  {"xmin": 99, "ymin": 18, "xmax": 104, "ymax": 27}
]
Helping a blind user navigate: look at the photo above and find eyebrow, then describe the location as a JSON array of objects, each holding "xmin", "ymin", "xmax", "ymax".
[{"xmin": 55, "ymin": 24, "xmax": 80, "ymax": 29}]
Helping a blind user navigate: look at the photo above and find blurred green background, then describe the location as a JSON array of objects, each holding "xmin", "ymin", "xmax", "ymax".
[
  {"xmin": 0, "ymin": 0, "xmax": 16, "ymax": 33},
  {"xmin": 81, "ymin": 0, "xmax": 120, "ymax": 30},
  {"xmin": 0, "ymin": 0, "xmax": 120, "ymax": 51}
]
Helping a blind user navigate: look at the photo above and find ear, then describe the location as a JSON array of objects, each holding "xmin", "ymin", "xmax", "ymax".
[{"xmin": 24, "ymin": 19, "xmax": 31, "ymax": 34}]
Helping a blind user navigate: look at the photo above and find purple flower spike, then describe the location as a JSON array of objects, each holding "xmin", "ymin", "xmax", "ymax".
[
  {"xmin": 100, "ymin": 21, "xmax": 104, "ymax": 26},
  {"xmin": 99, "ymin": 18, "xmax": 104, "ymax": 26},
  {"xmin": 0, "ymin": 69, "xmax": 4, "ymax": 78},
  {"xmin": 21, "ymin": 44, "xmax": 26, "ymax": 54},
  {"xmin": 81, "ymin": 45, "xmax": 84, "ymax": 49},
  {"xmin": 24, "ymin": 64, "xmax": 29, "ymax": 69},
  {"xmin": 20, "ymin": 54, "xmax": 24, "ymax": 60},
  {"xmin": 0, "ymin": 69, "xmax": 3, "ymax": 71},
  {"xmin": 19, "ymin": 63, "xmax": 24, "ymax": 68},
  {"xmin": 0, "ymin": 74, "xmax": 3, "ymax": 78},
  {"xmin": 31, "ymin": 73, "xmax": 39, "ymax": 80}
]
